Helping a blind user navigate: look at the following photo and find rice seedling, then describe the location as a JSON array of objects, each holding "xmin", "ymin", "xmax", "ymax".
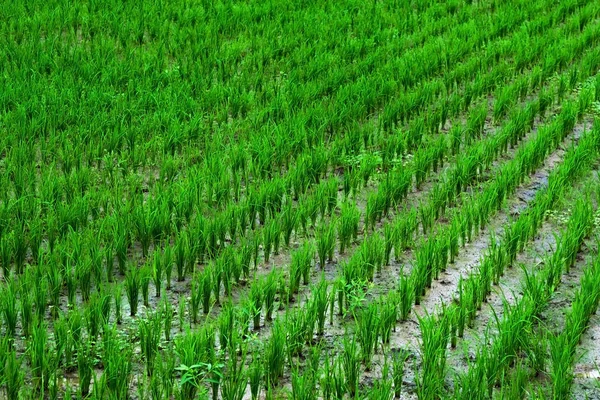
[
  {"xmin": 210, "ymin": 263, "xmax": 223, "ymax": 305},
  {"xmin": 140, "ymin": 312, "xmax": 162, "ymax": 376},
  {"xmin": 68, "ymin": 310, "xmax": 83, "ymax": 356},
  {"xmin": 527, "ymin": 329, "xmax": 548, "ymax": 376},
  {"xmin": 47, "ymin": 262, "xmax": 63, "ymax": 318},
  {"xmin": 2, "ymin": 280, "xmax": 18, "ymax": 338},
  {"xmin": 291, "ymin": 365, "xmax": 317, "ymax": 400},
  {"xmin": 164, "ymin": 245, "xmax": 173, "ymax": 290},
  {"xmin": 224, "ymin": 248, "xmax": 242, "ymax": 286},
  {"xmin": 312, "ymin": 276, "xmax": 330, "ymax": 336},
  {"xmin": 30, "ymin": 319, "xmax": 52, "ymax": 392},
  {"xmin": 221, "ymin": 347, "xmax": 247, "ymax": 400},
  {"xmin": 342, "ymin": 336, "xmax": 361, "ymax": 398},
  {"xmin": 383, "ymin": 223, "xmax": 395, "ymax": 267},
  {"xmin": 218, "ymin": 301, "xmax": 235, "ymax": 353},
  {"xmin": 153, "ymin": 251, "xmax": 163, "ymax": 298},
  {"xmin": 12, "ymin": 225, "xmax": 27, "ymax": 275},
  {"xmin": 77, "ymin": 260, "xmax": 92, "ymax": 303},
  {"xmin": 263, "ymin": 221, "xmax": 275, "ymax": 264},
  {"xmin": 417, "ymin": 311, "xmax": 450, "ymax": 400},
  {"xmin": 49, "ymin": 372, "xmax": 60, "ymax": 400},
  {"xmin": 370, "ymin": 379, "xmax": 395, "ymax": 400},
  {"xmin": 113, "ymin": 283, "xmax": 124, "ymax": 325},
  {"xmin": 338, "ymin": 201, "xmax": 361, "ymax": 254},
  {"xmin": 159, "ymin": 352, "xmax": 177, "ymax": 400},
  {"xmin": 290, "ymin": 242, "xmax": 316, "ymax": 295},
  {"xmin": 5, "ymin": 349, "xmax": 22, "ymax": 400},
  {"xmin": 141, "ymin": 265, "xmax": 151, "ymax": 308},
  {"xmin": 335, "ymin": 278, "xmax": 345, "ymax": 317},
  {"xmin": 53, "ymin": 314, "xmax": 69, "ymax": 368},
  {"xmin": 85, "ymin": 294, "xmax": 102, "ymax": 341},
  {"xmin": 307, "ymin": 344, "xmax": 322, "ymax": 378},
  {"xmin": 99, "ymin": 284, "xmax": 113, "ymax": 326},
  {"xmin": 0, "ymin": 235, "xmax": 12, "ymax": 279},
  {"xmin": 547, "ymin": 255, "xmax": 600, "ymax": 398},
  {"xmin": 103, "ymin": 326, "xmax": 132, "ymax": 399},
  {"xmin": 366, "ymin": 193, "xmax": 384, "ymax": 232},
  {"xmin": 114, "ymin": 222, "xmax": 130, "ymax": 276},
  {"xmin": 105, "ymin": 245, "xmax": 115, "ymax": 283},
  {"xmin": 175, "ymin": 234, "xmax": 188, "ymax": 282},
  {"xmin": 178, "ymin": 295, "xmax": 186, "ymax": 333},
  {"xmin": 125, "ymin": 265, "xmax": 141, "ymax": 317},
  {"xmin": 252, "ymin": 234, "xmax": 261, "ymax": 270},
  {"xmin": 65, "ymin": 263, "xmax": 76, "ymax": 308},
  {"xmin": 287, "ymin": 308, "xmax": 309, "ymax": 358},
  {"xmin": 20, "ymin": 285, "xmax": 33, "ymax": 338},
  {"xmin": 264, "ymin": 320, "xmax": 286, "ymax": 386},
  {"xmin": 271, "ymin": 219, "xmax": 282, "ymax": 257},
  {"xmin": 250, "ymin": 279, "xmax": 264, "ymax": 330},
  {"xmin": 392, "ymin": 349, "xmax": 410, "ymax": 398},
  {"xmin": 419, "ymin": 203, "xmax": 435, "ymax": 235},
  {"xmin": 379, "ymin": 294, "xmax": 398, "ymax": 347},
  {"xmin": 357, "ymin": 234, "xmax": 385, "ymax": 281},
  {"xmin": 32, "ymin": 271, "xmax": 49, "ymax": 321},
  {"xmin": 304, "ymin": 306, "xmax": 318, "ymax": 346},
  {"xmin": 355, "ymin": 302, "xmax": 379, "ymax": 370},
  {"xmin": 149, "ymin": 372, "xmax": 164, "ymax": 400},
  {"xmin": 317, "ymin": 221, "xmax": 336, "ymax": 269},
  {"xmin": 249, "ymin": 355, "xmax": 263, "ymax": 400},
  {"xmin": 238, "ymin": 298, "xmax": 253, "ymax": 339},
  {"xmin": 264, "ymin": 269, "xmax": 279, "ymax": 321},
  {"xmin": 77, "ymin": 341, "xmax": 93, "ymax": 397},
  {"xmin": 498, "ymin": 360, "xmax": 529, "ymax": 400},
  {"xmin": 201, "ymin": 268, "xmax": 213, "ymax": 314},
  {"xmin": 397, "ymin": 274, "xmax": 414, "ymax": 321},
  {"xmin": 161, "ymin": 297, "xmax": 173, "ymax": 342},
  {"xmin": 331, "ymin": 357, "xmax": 346, "ymax": 400},
  {"xmin": 177, "ymin": 367, "xmax": 209, "ymax": 400},
  {"xmin": 190, "ymin": 275, "xmax": 202, "ymax": 325},
  {"xmin": 321, "ymin": 352, "xmax": 335, "ymax": 400}
]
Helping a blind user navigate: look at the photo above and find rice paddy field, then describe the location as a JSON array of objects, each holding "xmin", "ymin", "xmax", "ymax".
[{"xmin": 4, "ymin": 0, "xmax": 600, "ymax": 399}]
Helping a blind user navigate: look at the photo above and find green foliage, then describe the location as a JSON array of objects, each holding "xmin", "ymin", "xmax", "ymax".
[
  {"xmin": 3, "ymin": 0, "xmax": 600, "ymax": 398},
  {"xmin": 2, "ymin": 280, "xmax": 18, "ymax": 338},
  {"xmin": 221, "ymin": 349, "xmax": 247, "ymax": 400},
  {"xmin": 417, "ymin": 312, "xmax": 450, "ymax": 400},
  {"xmin": 317, "ymin": 221, "xmax": 336, "ymax": 270},
  {"xmin": 152, "ymin": 250, "xmax": 163, "ymax": 298},
  {"xmin": 311, "ymin": 276, "xmax": 330, "ymax": 336},
  {"xmin": 290, "ymin": 242, "xmax": 315, "ymax": 297},
  {"xmin": 392, "ymin": 350, "xmax": 410, "ymax": 398},
  {"xmin": 342, "ymin": 336, "xmax": 360, "ymax": 398},
  {"xmin": 397, "ymin": 274, "xmax": 414, "ymax": 321},
  {"xmin": 264, "ymin": 320, "xmax": 286, "ymax": 386},
  {"xmin": 379, "ymin": 294, "xmax": 397, "ymax": 347},
  {"xmin": 140, "ymin": 312, "xmax": 162, "ymax": 376},
  {"xmin": 30, "ymin": 319, "xmax": 52, "ymax": 392},
  {"xmin": 264, "ymin": 269, "xmax": 279, "ymax": 322},
  {"xmin": 125, "ymin": 265, "xmax": 141, "ymax": 317},
  {"xmin": 249, "ymin": 355, "xmax": 263, "ymax": 400},
  {"xmin": 77, "ymin": 342, "xmax": 93, "ymax": 397},
  {"xmin": 114, "ymin": 283, "xmax": 124, "ymax": 325},
  {"xmin": 249, "ymin": 279, "xmax": 263, "ymax": 331},
  {"xmin": 291, "ymin": 365, "xmax": 317, "ymax": 400},
  {"xmin": 5, "ymin": 349, "xmax": 22, "ymax": 400},
  {"xmin": 355, "ymin": 302, "xmax": 379, "ymax": 370},
  {"xmin": 338, "ymin": 201, "xmax": 361, "ymax": 254},
  {"xmin": 141, "ymin": 265, "xmax": 152, "ymax": 308}
]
